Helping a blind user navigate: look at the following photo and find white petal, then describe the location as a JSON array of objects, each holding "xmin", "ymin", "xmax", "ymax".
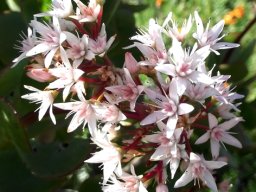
[
  {"xmin": 173, "ymin": 127, "xmax": 183, "ymax": 139},
  {"xmin": 63, "ymin": 84, "xmax": 72, "ymax": 101},
  {"xmin": 12, "ymin": 52, "xmax": 27, "ymax": 67},
  {"xmin": 130, "ymin": 164, "xmax": 136, "ymax": 176},
  {"xmin": 138, "ymin": 181, "xmax": 148, "ymax": 192},
  {"xmin": 212, "ymin": 42, "xmax": 240, "ymax": 50},
  {"xmin": 168, "ymin": 81, "xmax": 179, "ymax": 103},
  {"xmin": 144, "ymin": 134, "xmax": 162, "ymax": 143},
  {"xmin": 47, "ymin": 79, "xmax": 65, "ymax": 89},
  {"xmin": 209, "ymin": 20, "xmax": 224, "ymax": 40},
  {"xmin": 102, "ymin": 160, "xmax": 118, "ymax": 184},
  {"xmin": 195, "ymin": 132, "xmax": 210, "ymax": 144},
  {"xmin": 115, "ymin": 161, "xmax": 122, "ymax": 177},
  {"xmin": 175, "ymin": 77, "xmax": 187, "ymax": 96},
  {"xmin": 85, "ymin": 150, "xmax": 106, "ymax": 164},
  {"xmin": 219, "ymin": 117, "xmax": 243, "ymax": 131},
  {"xmin": 208, "ymin": 113, "xmax": 218, "ymax": 129},
  {"xmin": 54, "ymin": 101, "xmax": 81, "ymax": 110},
  {"xmin": 166, "ymin": 115, "xmax": 178, "ymax": 138},
  {"xmin": 204, "ymin": 160, "xmax": 227, "ymax": 170},
  {"xmin": 52, "ymin": 16, "xmax": 61, "ymax": 31},
  {"xmin": 38, "ymin": 103, "xmax": 50, "ymax": 121},
  {"xmin": 68, "ymin": 113, "xmax": 84, "ymax": 132},
  {"xmin": 174, "ymin": 167, "xmax": 193, "ymax": 188},
  {"xmin": 143, "ymin": 88, "xmax": 167, "ymax": 105},
  {"xmin": 201, "ymin": 169, "xmax": 218, "ymax": 192},
  {"xmin": 73, "ymin": 58, "xmax": 83, "ymax": 68},
  {"xmin": 156, "ymin": 121, "xmax": 166, "ymax": 132},
  {"xmin": 45, "ymin": 47, "xmax": 58, "ymax": 68},
  {"xmin": 59, "ymin": 32, "xmax": 67, "ymax": 44},
  {"xmin": 194, "ymin": 11, "xmax": 204, "ymax": 37},
  {"xmin": 26, "ymin": 43, "xmax": 51, "ymax": 57},
  {"xmin": 189, "ymin": 152, "xmax": 201, "ymax": 162},
  {"xmin": 189, "ymin": 71, "xmax": 214, "ymax": 85},
  {"xmin": 150, "ymin": 146, "xmax": 168, "ymax": 161},
  {"xmin": 123, "ymin": 68, "xmax": 135, "ymax": 86},
  {"xmin": 60, "ymin": 46, "xmax": 71, "ymax": 68},
  {"xmin": 162, "ymin": 12, "xmax": 172, "ymax": 27},
  {"xmin": 178, "ymin": 103, "xmax": 194, "ymax": 115},
  {"xmin": 73, "ymin": 68, "xmax": 84, "ymax": 81},
  {"xmin": 171, "ymin": 39, "xmax": 184, "ymax": 62},
  {"xmin": 221, "ymin": 133, "xmax": 242, "ymax": 148},
  {"xmin": 49, "ymin": 105, "xmax": 56, "ymax": 125},
  {"xmin": 64, "ymin": 31, "xmax": 79, "ymax": 46},
  {"xmin": 87, "ymin": 114, "xmax": 97, "ymax": 137},
  {"xmin": 170, "ymin": 158, "xmax": 180, "ymax": 179},
  {"xmin": 140, "ymin": 111, "xmax": 166, "ymax": 125},
  {"xmin": 210, "ymin": 139, "xmax": 220, "ymax": 158},
  {"xmin": 23, "ymin": 85, "xmax": 40, "ymax": 92},
  {"xmin": 155, "ymin": 64, "xmax": 176, "ymax": 77},
  {"xmin": 106, "ymin": 35, "xmax": 116, "ymax": 51},
  {"xmin": 31, "ymin": 20, "xmax": 49, "ymax": 36},
  {"xmin": 191, "ymin": 45, "xmax": 210, "ymax": 65}
]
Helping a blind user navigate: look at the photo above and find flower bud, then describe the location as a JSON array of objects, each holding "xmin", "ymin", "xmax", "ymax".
[
  {"xmin": 156, "ymin": 183, "xmax": 169, "ymax": 192},
  {"xmin": 124, "ymin": 52, "xmax": 139, "ymax": 74},
  {"xmin": 26, "ymin": 64, "xmax": 54, "ymax": 82}
]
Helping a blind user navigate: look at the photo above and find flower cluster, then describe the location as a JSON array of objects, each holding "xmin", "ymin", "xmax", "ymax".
[{"xmin": 14, "ymin": 0, "xmax": 244, "ymax": 191}]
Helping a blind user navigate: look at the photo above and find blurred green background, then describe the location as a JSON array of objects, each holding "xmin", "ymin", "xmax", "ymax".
[{"xmin": 0, "ymin": 0, "xmax": 256, "ymax": 191}]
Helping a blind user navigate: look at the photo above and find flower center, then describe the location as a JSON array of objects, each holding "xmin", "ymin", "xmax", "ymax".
[
  {"xmin": 211, "ymin": 127, "xmax": 223, "ymax": 141},
  {"xmin": 176, "ymin": 63, "xmax": 192, "ymax": 77},
  {"xmin": 121, "ymin": 83, "xmax": 138, "ymax": 101},
  {"xmin": 192, "ymin": 162, "xmax": 206, "ymax": 178},
  {"xmin": 162, "ymin": 100, "xmax": 177, "ymax": 116},
  {"xmin": 159, "ymin": 135, "xmax": 171, "ymax": 145}
]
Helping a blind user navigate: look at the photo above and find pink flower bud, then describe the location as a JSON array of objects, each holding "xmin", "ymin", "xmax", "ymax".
[
  {"xmin": 218, "ymin": 179, "xmax": 232, "ymax": 192},
  {"xmin": 124, "ymin": 52, "xmax": 139, "ymax": 73},
  {"xmin": 26, "ymin": 64, "xmax": 54, "ymax": 82},
  {"xmin": 156, "ymin": 183, "xmax": 169, "ymax": 192}
]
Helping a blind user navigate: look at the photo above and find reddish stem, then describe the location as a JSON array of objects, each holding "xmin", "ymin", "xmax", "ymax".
[
  {"xmin": 123, "ymin": 111, "xmax": 144, "ymax": 121},
  {"xmin": 137, "ymin": 143, "xmax": 159, "ymax": 149},
  {"xmin": 158, "ymin": 161, "xmax": 163, "ymax": 183},
  {"xmin": 181, "ymin": 130, "xmax": 192, "ymax": 154},
  {"xmin": 142, "ymin": 161, "xmax": 163, "ymax": 183},
  {"xmin": 122, "ymin": 126, "xmax": 153, "ymax": 151},
  {"xmin": 191, "ymin": 124, "xmax": 209, "ymax": 131},
  {"xmin": 91, "ymin": 84, "xmax": 107, "ymax": 100},
  {"xmin": 104, "ymin": 55, "xmax": 114, "ymax": 66},
  {"xmin": 79, "ymin": 76, "xmax": 102, "ymax": 83},
  {"xmin": 71, "ymin": 19, "xmax": 89, "ymax": 35},
  {"xmin": 193, "ymin": 111, "xmax": 208, "ymax": 123},
  {"xmin": 122, "ymin": 134, "xmax": 143, "ymax": 151},
  {"xmin": 205, "ymin": 101, "xmax": 214, "ymax": 111}
]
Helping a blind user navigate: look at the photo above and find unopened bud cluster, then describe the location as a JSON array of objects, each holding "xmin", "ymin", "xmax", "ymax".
[{"xmin": 14, "ymin": 1, "xmax": 243, "ymax": 191}]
